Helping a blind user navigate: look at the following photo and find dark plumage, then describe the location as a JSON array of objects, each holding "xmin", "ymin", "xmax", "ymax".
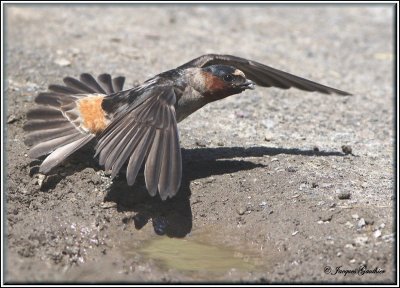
[{"xmin": 24, "ymin": 54, "xmax": 351, "ymax": 200}]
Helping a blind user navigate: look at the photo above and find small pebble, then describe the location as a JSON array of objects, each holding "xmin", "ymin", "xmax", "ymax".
[
  {"xmin": 344, "ymin": 221, "xmax": 354, "ymax": 228},
  {"xmin": 286, "ymin": 166, "xmax": 297, "ymax": 173},
  {"xmin": 299, "ymin": 183, "xmax": 307, "ymax": 191},
  {"xmin": 382, "ymin": 233, "xmax": 394, "ymax": 242},
  {"xmin": 292, "ymin": 231, "xmax": 299, "ymax": 236},
  {"xmin": 54, "ymin": 58, "xmax": 71, "ymax": 67},
  {"xmin": 26, "ymin": 82, "xmax": 39, "ymax": 92},
  {"xmin": 237, "ymin": 207, "xmax": 246, "ymax": 215},
  {"xmin": 100, "ymin": 202, "xmax": 117, "ymax": 209},
  {"xmin": 264, "ymin": 132, "xmax": 274, "ymax": 142},
  {"xmin": 204, "ymin": 177, "xmax": 215, "ymax": 184},
  {"xmin": 195, "ymin": 140, "xmax": 207, "ymax": 147},
  {"xmin": 341, "ymin": 145, "xmax": 352, "ymax": 155},
  {"xmin": 338, "ymin": 191, "xmax": 351, "ymax": 200},
  {"xmin": 217, "ymin": 141, "xmax": 225, "ymax": 146},
  {"xmin": 37, "ymin": 174, "xmax": 45, "ymax": 188},
  {"xmin": 261, "ymin": 119, "xmax": 275, "ymax": 129},
  {"xmin": 313, "ymin": 146, "xmax": 319, "ymax": 152},
  {"xmin": 351, "ymin": 214, "xmax": 359, "ymax": 219},
  {"xmin": 357, "ymin": 218, "xmax": 366, "ymax": 229},
  {"xmin": 373, "ymin": 230, "xmax": 382, "ymax": 238},
  {"xmin": 7, "ymin": 114, "xmax": 18, "ymax": 124},
  {"xmin": 320, "ymin": 214, "xmax": 333, "ymax": 222},
  {"xmin": 70, "ymin": 48, "xmax": 80, "ymax": 56}
]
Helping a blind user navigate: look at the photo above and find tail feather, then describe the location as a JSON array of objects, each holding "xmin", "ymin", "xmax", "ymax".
[
  {"xmin": 25, "ymin": 125, "xmax": 77, "ymax": 146},
  {"xmin": 79, "ymin": 73, "xmax": 107, "ymax": 94},
  {"xmin": 112, "ymin": 76, "xmax": 125, "ymax": 92},
  {"xmin": 98, "ymin": 74, "xmax": 114, "ymax": 94},
  {"xmin": 24, "ymin": 73, "xmax": 126, "ymax": 173},
  {"xmin": 39, "ymin": 135, "xmax": 95, "ymax": 174},
  {"xmin": 35, "ymin": 92, "xmax": 68, "ymax": 107},
  {"xmin": 23, "ymin": 119, "xmax": 69, "ymax": 131},
  {"xmin": 27, "ymin": 107, "xmax": 64, "ymax": 120},
  {"xmin": 49, "ymin": 84, "xmax": 82, "ymax": 95},
  {"xmin": 63, "ymin": 77, "xmax": 97, "ymax": 94},
  {"xmin": 28, "ymin": 132, "xmax": 83, "ymax": 159}
]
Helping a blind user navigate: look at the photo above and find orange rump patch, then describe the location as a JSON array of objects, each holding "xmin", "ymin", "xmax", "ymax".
[{"xmin": 77, "ymin": 95, "xmax": 108, "ymax": 134}]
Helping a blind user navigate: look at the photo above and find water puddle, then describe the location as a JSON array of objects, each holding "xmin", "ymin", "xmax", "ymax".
[
  {"xmin": 122, "ymin": 230, "xmax": 273, "ymax": 278},
  {"xmin": 141, "ymin": 237, "xmax": 261, "ymax": 273}
]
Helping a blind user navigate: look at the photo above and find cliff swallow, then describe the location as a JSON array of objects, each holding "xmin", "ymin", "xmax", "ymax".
[{"xmin": 24, "ymin": 54, "xmax": 351, "ymax": 200}]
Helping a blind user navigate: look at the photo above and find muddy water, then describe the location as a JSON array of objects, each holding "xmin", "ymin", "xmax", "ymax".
[{"xmin": 121, "ymin": 229, "xmax": 275, "ymax": 280}]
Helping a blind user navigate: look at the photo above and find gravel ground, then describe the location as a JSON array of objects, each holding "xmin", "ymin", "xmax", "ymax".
[{"xmin": 4, "ymin": 4, "xmax": 396, "ymax": 283}]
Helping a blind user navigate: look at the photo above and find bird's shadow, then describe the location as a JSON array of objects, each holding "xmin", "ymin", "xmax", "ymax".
[
  {"xmin": 103, "ymin": 146, "xmax": 345, "ymax": 237},
  {"xmin": 28, "ymin": 141, "xmax": 102, "ymax": 191}
]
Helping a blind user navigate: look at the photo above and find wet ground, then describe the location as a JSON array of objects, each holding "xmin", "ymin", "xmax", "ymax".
[{"xmin": 4, "ymin": 4, "xmax": 396, "ymax": 283}]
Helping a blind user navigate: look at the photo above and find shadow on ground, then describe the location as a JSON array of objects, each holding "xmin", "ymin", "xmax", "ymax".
[{"xmin": 103, "ymin": 146, "xmax": 344, "ymax": 237}]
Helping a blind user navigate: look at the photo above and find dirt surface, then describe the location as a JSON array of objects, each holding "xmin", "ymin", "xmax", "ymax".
[{"xmin": 4, "ymin": 4, "xmax": 396, "ymax": 284}]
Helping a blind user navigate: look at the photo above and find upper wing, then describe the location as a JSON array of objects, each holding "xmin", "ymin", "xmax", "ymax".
[
  {"xmin": 95, "ymin": 85, "xmax": 182, "ymax": 200},
  {"xmin": 178, "ymin": 54, "xmax": 351, "ymax": 96}
]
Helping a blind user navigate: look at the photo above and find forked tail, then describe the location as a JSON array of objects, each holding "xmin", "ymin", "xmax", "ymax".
[{"xmin": 24, "ymin": 73, "xmax": 125, "ymax": 173}]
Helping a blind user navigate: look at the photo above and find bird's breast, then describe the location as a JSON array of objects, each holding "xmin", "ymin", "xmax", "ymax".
[{"xmin": 174, "ymin": 86, "xmax": 208, "ymax": 123}]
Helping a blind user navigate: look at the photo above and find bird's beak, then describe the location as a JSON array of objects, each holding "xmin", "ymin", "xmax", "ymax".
[{"xmin": 239, "ymin": 79, "xmax": 255, "ymax": 90}]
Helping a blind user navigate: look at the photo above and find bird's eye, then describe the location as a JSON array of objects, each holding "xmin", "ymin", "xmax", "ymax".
[{"xmin": 223, "ymin": 74, "xmax": 234, "ymax": 82}]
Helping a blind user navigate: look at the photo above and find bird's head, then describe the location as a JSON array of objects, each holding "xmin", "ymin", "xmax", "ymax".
[{"xmin": 199, "ymin": 65, "xmax": 255, "ymax": 100}]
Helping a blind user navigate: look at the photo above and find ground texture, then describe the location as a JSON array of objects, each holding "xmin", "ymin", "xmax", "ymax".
[{"xmin": 4, "ymin": 4, "xmax": 395, "ymax": 283}]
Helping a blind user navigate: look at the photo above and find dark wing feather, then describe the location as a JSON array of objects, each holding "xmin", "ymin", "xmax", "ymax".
[
  {"xmin": 95, "ymin": 86, "xmax": 182, "ymax": 200},
  {"xmin": 98, "ymin": 74, "xmax": 114, "ymax": 94},
  {"xmin": 144, "ymin": 129, "xmax": 165, "ymax": 196},
  {"xmin": 63, "ymin": 77, "xmax": 97, "ymax": 93},
  {"xmin": 179, "ymin": 54, "xmax": 351, "ymax": 95},
  {"xmin": 112, "ymin": 76, "xmax": 125, "ymax": 92},
  {"xmin": 48, "ymin": 84, "xmax": 82, "ymax": 95},
  {"xmin": 79, "ymin": 73, "xmax": 107, "ymax": 94}
]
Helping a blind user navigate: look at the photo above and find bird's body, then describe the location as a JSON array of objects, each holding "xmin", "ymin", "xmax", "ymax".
[{"xmin": 24, "ymin": 54, "xmax": 351, "ymax": 200}]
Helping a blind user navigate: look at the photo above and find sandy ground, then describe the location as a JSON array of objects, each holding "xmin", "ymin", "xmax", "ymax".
[{"xmin": 4, "ymin": 4, "xmax": 396, "ymax": 283}]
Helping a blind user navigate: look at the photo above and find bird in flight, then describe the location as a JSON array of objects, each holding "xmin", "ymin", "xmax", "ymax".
[{"xmin": 24, "ymin": 54, "xmax": 351, "ymax": 200}]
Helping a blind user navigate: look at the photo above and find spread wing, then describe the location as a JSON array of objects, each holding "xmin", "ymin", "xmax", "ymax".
[
  {"xmin": 178, "ymin": 54, "xmax": 351, "ymax": 96},
  {"xmin": 95, "ymin": 85, "xmax": 182, "ymax": 200}
]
